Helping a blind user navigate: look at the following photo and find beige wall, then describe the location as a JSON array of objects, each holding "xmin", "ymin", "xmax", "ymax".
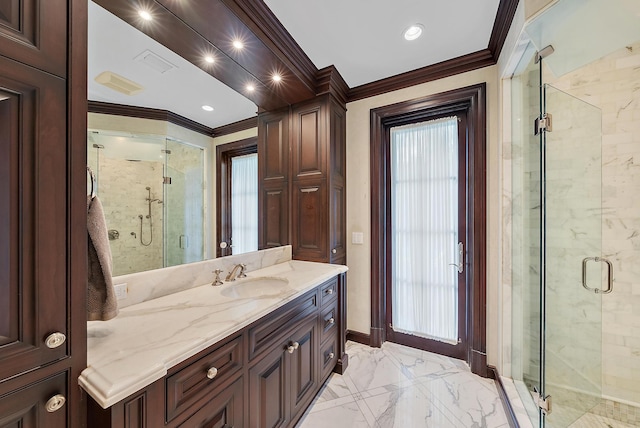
[{"xmin": 345, "ymin": 65, "xmax": 501, "ymax": 366}]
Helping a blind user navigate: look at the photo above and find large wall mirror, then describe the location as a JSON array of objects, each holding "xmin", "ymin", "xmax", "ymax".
[{"xmin": 88, "ymin": 1, "xmax": 259, "ymax": 276}]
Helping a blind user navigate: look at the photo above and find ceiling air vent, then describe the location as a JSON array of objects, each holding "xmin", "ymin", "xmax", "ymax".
[
  {"xmin": 134, "ymin": 49, "xmax": 177, "ymax": 74},
  {"xmin": 94, "ymin": 71, "xmax": 144, "ymax": 96}
]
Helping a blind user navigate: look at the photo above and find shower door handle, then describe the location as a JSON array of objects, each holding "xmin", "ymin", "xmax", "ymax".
[
  {"xmin": 179, "ymin": 235, "xmax": 189, "ymax": 249},
  {"xmin": 449, "ymin": 242, "xmax": 464, "ymax": 274},
  {"xmin": 581, "ymin": 256, "xmax": 613, "ymax": 294}
]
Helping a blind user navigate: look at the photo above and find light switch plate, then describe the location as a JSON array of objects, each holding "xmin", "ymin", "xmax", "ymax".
[
  {"xmin": 114, "ymin": 283, "xmax": 128, "ymax": 300},
  {"xmin": 352, "ymin": 232, "xmax": 364, "ymax": 245}
]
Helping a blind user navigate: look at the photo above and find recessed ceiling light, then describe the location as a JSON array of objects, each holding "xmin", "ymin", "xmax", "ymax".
[
  {"xmin": 138, "ymin": 9, "xmax": 152, "ymax": 21},
  {"xmin": 202, "ymin": 105, "xmax": 214, "ymax": 112},
  {"xmin": 233, "ymin": 40, "xmax": 244, "ymax": 50},
  {"xmin": 272, "ymin": 74, "xmax": 282, "ymax": 83},
  {"xmin": 403, "ymin": 24, "xmax": 424, "ymax": 41},
  {"xmin": 204, "ymin": 55, "xmax": 215, "ymax": 64},
  {"xmin": 246, "ymin": 84, "xmax": 255, "ymax": 92}
]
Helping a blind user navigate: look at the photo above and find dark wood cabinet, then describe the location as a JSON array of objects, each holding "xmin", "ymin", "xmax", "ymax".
[
  {"xmin": 0, "ymin": 372, "xmax": 68, "ymax": 427},
  {"xmin": 0, "ymin": 1, "xmax": 86, "ymax": 427},
  {"xmin": 258, "ymin": 108, "xmax": 290, "ymax": 249},
  {"xmin": 258, "ymin": 94, "xmax": 346, "ymax": 265},
  {"xmin": 86, "ymin": 275, "xmax": 347, "ymax": 428}
]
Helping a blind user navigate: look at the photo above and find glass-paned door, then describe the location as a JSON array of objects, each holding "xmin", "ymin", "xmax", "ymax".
[
  {"xmin": 541, "ymin": 84, "xmax": 603, "ymax": 427},
  {"xmin": 164, "ymin": 138, "xmax": 205, "ymax": 267}
]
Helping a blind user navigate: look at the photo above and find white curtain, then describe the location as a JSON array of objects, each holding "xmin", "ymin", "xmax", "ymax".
[
  {"xmin": 390, "ymin": 116, "xmax": 459, "ymax": 344},
  {"xmin": 231, "ymin": 153, "xmax": 258, "ymax": 255}
]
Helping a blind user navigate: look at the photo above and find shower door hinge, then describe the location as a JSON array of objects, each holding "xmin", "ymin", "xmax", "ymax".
[
  {"xmin": 534, "ymin": 113, "xmax": 552, "ymax": 135},
  {"xmin": 532, "ymin": 388, "xmax": 552, "ymax": 415},
  {"xmin": 163, "ymin": 176, "xmax": 172, "ymax": 184},
  {"xmin": 161, "ymin": 149, "xmax": 172, "ymax": 154}
]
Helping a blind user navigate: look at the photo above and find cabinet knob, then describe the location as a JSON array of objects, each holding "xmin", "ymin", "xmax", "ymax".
[
  {"xmin": 328, "ymin": 317, "xmax": 335, "ymax": 325},
  {"xmin": 206, "ymin": 367, "xmax": 218, "ymax": 379},
  {"xmin": 45, "ymin": 394, "xmax": 66, "ymax": 413},
  {"xmin": 328, "ymin": 352, "xmax": 335, "ymax": 359},
  {"xmin": 332, "ymin": 248, "xmax": 337, "ymax": 254},
  {"xmin": 286, "ymin": 341, "xmax": 300, "ymax": 354},
  {"xmin": 326, "ymin": 288, "xmax": 333, "ymax": 295},
  {"xmin": 45, "ymin": 332, "xmax": 66, "ymax": 349}
]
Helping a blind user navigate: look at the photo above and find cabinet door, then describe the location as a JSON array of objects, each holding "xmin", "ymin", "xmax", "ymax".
[
  {"xmin": 177, "ymin": 377, "xmax": 243, "ymax": 428},
  {"xmin": 0, "ymin": 56, "xmax": 68, "ymax": 381},
  {"xmin": 0, "ymin": 371, "xmax": 68, "ymax": 427},
  {"xmin": 248, "ymin": 343, "xmax": 289, "ymax": 428},
  {"xmin": 0, "ymin": 0, "xmax": 67, "ymax": 77},
  {"xmin": 291, "ymin": 102, "xmax": 325, "ymax": 180},
  {"xmin": 289, "ymin": 318, "xmax": 319, "ymax": 420},
  {"xmin": 258, "ymin": 108, "xmax": 290, "ymax": 249},
  {"xmin": 292, "ymin": 180, "xmax": 328, "ymax": 262}
]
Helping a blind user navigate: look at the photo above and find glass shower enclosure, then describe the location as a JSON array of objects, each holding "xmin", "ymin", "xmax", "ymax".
[
  {"xmin": 510, "ymin": 0, "xmax": 640, "ymax": 426},
  {"xmin": 87, "ymin": 130, "xmax": 205, "ymax": 276}
]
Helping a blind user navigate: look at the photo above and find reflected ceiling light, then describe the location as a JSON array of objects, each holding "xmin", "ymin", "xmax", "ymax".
[
  {"xmin": 272, "ymin": 74, "xmax": 282, "ymax": 83},
  {"xmin": 232, "ymin": 40, "xmax": 244, "ymax": 50},
  {"xmin": 204, "ymin": 55, "xmax": 215, "ymax": 64},
  {"xmin": 201, "ymin": 105, "xmax": 214, "ymax": 112},
  {"xmin": 403, "ymin": 24, "xmax": 424, "ymax": 41},
  {"xmin": 138, "ymin": 9, "xmax": 153, "ymax": 21},
  {"xmin": 246, "ymin": 84, "xmax": 255, "ymax": 92}
]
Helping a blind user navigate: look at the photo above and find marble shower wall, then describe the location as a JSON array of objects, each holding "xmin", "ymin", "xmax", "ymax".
[
  {"xmin": 99, "ymin": 157, "xmax": 165, "ymax": 276},
  {"xmin": 544, "ymin": 41, "xmax": 640, "ymax": 406}
]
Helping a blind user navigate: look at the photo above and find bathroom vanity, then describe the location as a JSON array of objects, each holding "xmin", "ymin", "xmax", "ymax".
[{"xmin": 80, "ymin": 260, "xmax": 348, "ymax": 427}]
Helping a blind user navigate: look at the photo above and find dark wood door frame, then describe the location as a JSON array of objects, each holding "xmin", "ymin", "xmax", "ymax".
[
  {"xmin": 370, "ymin": 83, "xmax": 488, "ymax": 377},
  {"xmin": 215, "ymin": 137, "xmax": 258, "ymax": 258}
]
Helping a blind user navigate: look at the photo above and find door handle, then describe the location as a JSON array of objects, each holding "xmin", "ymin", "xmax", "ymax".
[
  {"xmin": 449, "ymin": 242, "xmax": 464, "ymax": 274},
  {"xmin": 582, "ymin": 256, "xmax": 613, "ymax": 294}
]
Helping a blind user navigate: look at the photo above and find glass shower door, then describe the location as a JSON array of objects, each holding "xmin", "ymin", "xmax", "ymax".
[{"xmin": 541, "ymin": 84, "xmax": 603, "ymax": 427}]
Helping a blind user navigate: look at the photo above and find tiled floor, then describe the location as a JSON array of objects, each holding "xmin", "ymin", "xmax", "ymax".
[
  {"xmin": 569, "ymin": 413, "xmax": 638, "ymax": 428},
  {"xmin": 296, "ymin": 341, "xmax": 510, "ymax": 428}
]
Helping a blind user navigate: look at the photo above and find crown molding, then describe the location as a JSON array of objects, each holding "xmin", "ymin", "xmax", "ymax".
[
  {"xmin": 347, "ymin": 49, "xmax": 495, "ymax": 102},
  {"xmin": 488, "ymin": 0, "xmax": 520, "ymax": 61},
  {"xmin": 316, "ymin": 65, "xmax": 350, "ymax": 106},
  {"xmin": 88, "ymin": 101, "xmax": 215, "ymax": 136},
  {"xmin": 212, "ymin": 116, "xmax": 258, "ymax": 137}
]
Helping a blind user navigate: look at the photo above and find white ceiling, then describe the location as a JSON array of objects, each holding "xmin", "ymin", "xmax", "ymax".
[
  {"xmin": 264, "ymin": 0, "xmax": 501, "ymax": 87},
  {"xmin": 88, "ymin": 2, "xmax": 258, "ymax": 129},
  {"xmin": 88, "ymin": 0, "xmax": 502, "ymax": 129}
]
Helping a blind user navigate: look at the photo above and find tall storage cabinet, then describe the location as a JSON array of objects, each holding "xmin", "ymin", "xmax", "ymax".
[
  {"xmin": 258, "ymin": 93, "xmax": 347, "ymax": 265},
  {"xmin": 0, "ymin": 1, "xmax": 87, "ymax": 427}
]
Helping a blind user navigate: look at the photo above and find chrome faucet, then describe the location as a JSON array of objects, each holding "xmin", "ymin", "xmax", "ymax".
[
  {"xmin": 212, "ymin": 269, "xmax": 223, "ymax": 286},
  {"xmin": 225, "ymin": 264, "xmax": 247, "ymax": 282}
]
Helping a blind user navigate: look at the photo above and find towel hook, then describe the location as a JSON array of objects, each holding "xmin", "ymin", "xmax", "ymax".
[{"xmin": 87, "ymin": 166, "xmax": 96, "ymax": 199}]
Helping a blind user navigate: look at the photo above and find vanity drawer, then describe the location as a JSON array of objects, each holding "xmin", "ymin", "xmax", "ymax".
[
  {"xmin": 320, "ymin": 333, "xmax": 339, "ymax": 380},
  {"xmin": 248, "ymin": 289, "xmax": 318, "ymax": 360},
  {"xmin": 319, "ymin": 300, "xmax": 338, "ymax": 344},
  {"xmin": 319, "ymin": 277, "xmax": 338, "ymax": 307},
  {"xmin": 166, "ymin": 335, "xmax": 243, "ymax": 422}
]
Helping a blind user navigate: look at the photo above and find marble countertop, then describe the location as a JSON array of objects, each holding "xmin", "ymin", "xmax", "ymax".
[{"xmin": 79, "ymin": 260, "xmax": 348, "ymax": 409}]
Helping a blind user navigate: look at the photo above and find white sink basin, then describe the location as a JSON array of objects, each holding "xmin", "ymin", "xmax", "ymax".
[{"xmin": 220, "ymin": 277, "xmax": 291, "ymax": 299}]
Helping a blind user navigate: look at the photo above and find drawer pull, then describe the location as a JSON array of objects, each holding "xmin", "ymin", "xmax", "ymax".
[
  {"xmin": 332, "ymin": 248, "xmax": 337, "ymax": 254},
  {"xmin": 286, "ymin": 341, "xmax": 300, "ymax": 354},
  {"xmin": 328, "ymin": 352, "xmax": 335, "ymax": 359},
  {"xmin": 328, "ymin": 317, "xmax": 335, "ymax": 325},
  {"xmin": 206, "ymin": 367, "xmax": 218, "ymax": 379},
  {"xmin": 325, "ymin": 288, "xmax": 334, "ymax": 295},
  {"xmin": 45, "ymin": 332, "xmax": 66, "ymax": 349},
  {"xmin": 45, "ymin": 394, "xmax": 66, "ymax": 413}
]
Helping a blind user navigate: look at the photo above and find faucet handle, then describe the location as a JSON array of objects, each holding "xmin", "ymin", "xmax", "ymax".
[
  {"xmin": 238, "ymin": 264, "xmax": 247, "ymax": 278},
  {"xmin": 212, "ymin": 269, "xmax": 223, "ymax": 286}
]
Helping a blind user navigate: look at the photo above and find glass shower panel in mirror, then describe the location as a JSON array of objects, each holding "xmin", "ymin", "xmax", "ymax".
[
  {"xmin": 164, "ymin": 138, "xmax": 205, "ymax": 267},
  {"xmin": 87, "ymin": 130, "xmax": 205, "ymax": 276}
]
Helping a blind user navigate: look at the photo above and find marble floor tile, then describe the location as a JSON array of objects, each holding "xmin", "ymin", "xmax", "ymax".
[
  {"xmin": 297, "ymin": 400, "xmax": 373, "ymax": 428},
  {"xmin": 297, "ymin": 341, "xmax": 510, "ymax": 428},
  {"xmin": 417, "ymin": 371, "xmax": 510, "ymax": 428},
  {"xmin": 362, "ymin": 384, "xmax": 460, "ymax": 428}
]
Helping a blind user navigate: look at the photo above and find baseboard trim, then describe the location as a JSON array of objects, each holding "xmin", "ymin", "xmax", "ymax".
[
  {"xmin": 487, "ymin": 366, "xmax": 520, "ymax": 428},
  {"xmin": 346, "ymin": 330, "xmax": 370, "ymax": 346}
]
